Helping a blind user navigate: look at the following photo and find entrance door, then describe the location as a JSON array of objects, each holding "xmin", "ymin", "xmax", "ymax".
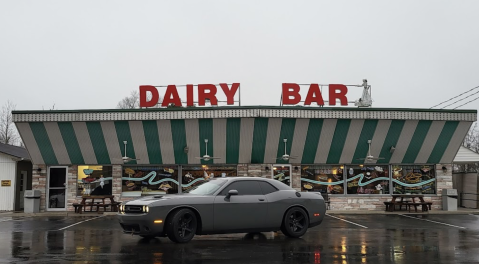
[
  {"xmin": 47, "ymin": 167, "xmax": 67, "ymax": 211},
  {"xmin": 271, "ymin": 164, "xmax": 292, "ymax": 187},
  {"xmin": 19, "ymin": 171, "xmax": 28, "ymax": 209}
]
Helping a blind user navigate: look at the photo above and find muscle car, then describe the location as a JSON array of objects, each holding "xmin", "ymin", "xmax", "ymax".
[{"xmin": 118, "ymin": 177, "xmax": 326, "ymax": 243}]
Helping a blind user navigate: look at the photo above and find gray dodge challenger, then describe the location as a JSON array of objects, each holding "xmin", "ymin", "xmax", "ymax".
[{"xmin": 118, "ymin": 177, "xmax": 326, "ymax": 243}]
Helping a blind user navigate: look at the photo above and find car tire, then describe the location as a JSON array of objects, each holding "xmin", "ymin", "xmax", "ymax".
[
  {"xmin": 166, "ymin": 208, "xmax": 198, "ymax": 243},
  {"xmin": 281, "ymin": 207, "xmax": 309, "ymax": 238}
]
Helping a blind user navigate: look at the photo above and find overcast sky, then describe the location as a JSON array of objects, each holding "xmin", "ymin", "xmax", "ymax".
[{"xmin": 1, "ymin": 1, "xmax": 479, "ymax": 111}]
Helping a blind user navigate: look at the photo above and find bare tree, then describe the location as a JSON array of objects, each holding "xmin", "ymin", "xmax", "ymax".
[
  {"xmin": 0, "ymin": 100, "xmax": 20, "ymax": 146},
  {"xmin": 117, "ymin": 91, "xmax": 140, "ymax": 109},
  {"xmin": 463, "ymin": 123, "xmax": 479, "ymax": 152},
  {"xmin": 456, "ymin": 122, "xmax": 479, "ymax": 172},
  {"xmin": 117, "ymin": 90, "xmax": 164, "ymax": 109}
]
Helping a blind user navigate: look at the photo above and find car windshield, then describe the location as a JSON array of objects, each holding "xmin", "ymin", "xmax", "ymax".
[{"xmin": 185, "ymin": 179, "xmax": 228, "ymax": 195}]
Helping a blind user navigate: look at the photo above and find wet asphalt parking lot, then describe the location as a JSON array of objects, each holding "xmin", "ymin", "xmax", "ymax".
[{"xmin": 0, "ymin": 213, "xmax": 478, "ymax": 264}]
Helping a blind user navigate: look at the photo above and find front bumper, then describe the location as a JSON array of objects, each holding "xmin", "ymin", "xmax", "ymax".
[{"xmin": 118, "ymin": 213, "xmax": 166, "ymax": 236}]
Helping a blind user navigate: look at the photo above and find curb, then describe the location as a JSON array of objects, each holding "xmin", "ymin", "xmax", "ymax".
[
  {"xmin": 0, "ymin": 212, "xmax": 119, "ymax": 217},
  {"xmin": 2, "ymin": 210, "xmax": 478, "ymax": 217}
]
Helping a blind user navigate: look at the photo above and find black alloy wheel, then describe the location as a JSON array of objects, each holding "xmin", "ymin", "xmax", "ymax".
[
  {"xmin": 166, "ymin": 208, "xmax": 198, "ymax": 243},
  {"xmin": 281, "ymin": 207, "xmax": 309, "ymax": 238}
]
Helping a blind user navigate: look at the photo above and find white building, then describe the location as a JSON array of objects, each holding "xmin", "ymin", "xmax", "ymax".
[{"xmin": 0, "ymin": 143, "xmax": 32, "ymax": 211}]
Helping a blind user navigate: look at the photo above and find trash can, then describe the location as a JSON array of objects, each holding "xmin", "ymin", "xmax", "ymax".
[
  {"xmin": 24, "ymin": 190, "xmax": 41, "ymax": 213},
  {"xmin": 442, "ymin": 189, "xmax": 458, "ymax": 211}
]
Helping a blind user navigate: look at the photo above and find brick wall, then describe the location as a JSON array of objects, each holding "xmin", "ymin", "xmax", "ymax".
[
  {"xmin": 238, "ymin": 164, "xmax": 271, "ymax": 178},
  {"xmin": 66, "ymin": 165, "xmax": 78, "ymax": 212},
  {"xmin": 32, "ymin": 164, "xmax": 47, "ymax": 212}
]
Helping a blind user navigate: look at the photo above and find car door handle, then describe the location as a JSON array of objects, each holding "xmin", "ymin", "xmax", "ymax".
[{"xmin": 259, "ymin": 199, "xmax": 265, "ymax": 201}]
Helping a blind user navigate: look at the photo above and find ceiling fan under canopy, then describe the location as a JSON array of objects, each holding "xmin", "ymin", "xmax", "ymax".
[
  {"xmin": 357, "ymin": 140, "xmax": 384, "ymax": 162},
  {"xmin": 112, "ymin": 141, "xmax": 140, "ymax": 164},
  {"xmin": 276, "ymin": 138, "xmax": 297, "ymax": 161},
  {"xmin": 196, "ymin": 139, "xmax": 221, "ymax": 162}
]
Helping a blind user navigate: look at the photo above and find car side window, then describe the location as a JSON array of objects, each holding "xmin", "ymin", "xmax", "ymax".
[
  {"xmin": 219, "ymin": 181, "xmax": 263, "ymax": 196},
  {"xmin": 258, "ymin": 181, "xmax": 278, "ymax": 195}
]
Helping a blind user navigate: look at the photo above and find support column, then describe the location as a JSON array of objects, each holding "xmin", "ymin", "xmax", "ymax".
[
  {"xmin": 434, "ymin": 164, "xmax": 453, "ymax": 210},
  {"xmin": 66, "ymin": 165, "xmax": 78, "ymax": 211},
  {"xmin": 32, "ymin": 164, "xmax": 47, "ymax": 212},
  {"xmin": 291, "ymin": 165, "xmax": 301, "ymax": 191},
  {"xmin": 112, "ymin": 165, "xmax": 123, "ymax": 201}
]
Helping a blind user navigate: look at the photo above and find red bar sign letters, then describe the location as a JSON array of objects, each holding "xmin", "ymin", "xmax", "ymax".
[{"xmin": 282, "ymin": 83, "xmax": 349, "ymax": 106}]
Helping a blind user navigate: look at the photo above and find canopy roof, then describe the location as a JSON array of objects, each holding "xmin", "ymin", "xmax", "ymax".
[{"xmin": 13, "ymin": 107, "xmax": 476, "ymax": 165}]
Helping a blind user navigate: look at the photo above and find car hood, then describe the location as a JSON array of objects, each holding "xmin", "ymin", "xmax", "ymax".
[{"xmin": 125, "ymin": 193, "xmax": 210, "ymax": 205}]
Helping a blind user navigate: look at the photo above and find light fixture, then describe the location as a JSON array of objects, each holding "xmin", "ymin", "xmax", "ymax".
[
  {"xmin": 294, "ymin": 166, "xmax": 299, "ymax": 172},
  {"xmin": 265, "ymin": 166, "xmax": 270, "ymax": 172},
  {"xmin": 36, "ymin": 167, "xmax": 42, "ymax": 172},
  {"xmin": 442, "ymin": 166, "xmax": 447, "ymax": 173},
  {"xmin": 390, "ymin": 146, "xmax": 396, "ymax": 153}
]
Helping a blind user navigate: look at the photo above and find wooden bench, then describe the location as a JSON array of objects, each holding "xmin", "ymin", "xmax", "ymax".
[
  {"xmin": 72, "ymin": 203, "xmax": 84, "ymax": 214},
  {"xmin": 384, "ymin": 201, "xmax": 410, "ymax": 212},
  {"xmin": 110, "ymin": 202, "xmax": 121, "ymax": 212},
  {"xmin": 95, "ymin": 204, "xmax": 110, "ymax": 213},
  {"xmin": 407, "ymin": 202, "xmax": 432, "ymax": 212}
]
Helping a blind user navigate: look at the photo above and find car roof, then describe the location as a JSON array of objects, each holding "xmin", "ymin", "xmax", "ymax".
[{"xmin": 212, "ymin": 176, "xmax": 293, "ymax": 190}]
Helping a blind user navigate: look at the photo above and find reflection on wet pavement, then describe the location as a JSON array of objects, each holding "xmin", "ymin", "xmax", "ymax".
[{"xmin": 0, "ymin": 215, "xmax": 478, "ymax": 263}]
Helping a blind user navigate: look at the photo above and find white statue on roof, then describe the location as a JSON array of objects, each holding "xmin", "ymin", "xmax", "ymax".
[{"xmin": 355, "ymin": 79, "xmax": 373, "ymax": 107}]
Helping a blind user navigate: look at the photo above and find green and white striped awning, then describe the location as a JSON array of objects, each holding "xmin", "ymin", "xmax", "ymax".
[{"xmin": 13, "ymin": 107, "xmax": 476, "ymax": 166}]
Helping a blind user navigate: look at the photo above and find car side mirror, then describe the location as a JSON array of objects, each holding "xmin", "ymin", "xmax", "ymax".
[{"xmin": 226, "ymin": 189, "xmax": 238, "ymax": 199}]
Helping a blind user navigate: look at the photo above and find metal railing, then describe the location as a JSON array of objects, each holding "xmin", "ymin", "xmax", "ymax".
[{"xmin": 460, "ymin": 192, "xmax": 479, "ymax": 208}]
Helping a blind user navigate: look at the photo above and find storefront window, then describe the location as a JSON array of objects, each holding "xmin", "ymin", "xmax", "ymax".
[
  {"xmin": 77, "ymin": 166, "xmax": 113, "ymax": 196},
  {"xmin": 346, "ymin": 165, "xmax": 389, "ymax": 194},
  {"xmin": 300, "ymin": 165, "xmax": 344, "ymax": 194},
  {"xmin": 272, "ymin": 165, "xmax": 291, "ymax": 186},
  {"xmin": 182, "ymin": 165, "xmax": 237, "ymax": 192},
  {"xmin": 122, "ymin": 166, "xmax": 179, "ymax": 196},
  {"xmin": 392, "ymin": 165, "xmax": 436, "ymax": 194}
]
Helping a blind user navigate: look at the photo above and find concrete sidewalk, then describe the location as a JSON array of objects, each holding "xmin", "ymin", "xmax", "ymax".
[
  {"xmin": 326, "ymin": 207, "xmax": 479, "ymax": 215},
  {"xmin": 1, "ymin": 208, "xmax": 478, "ymax": 217},
  {"xmin": 0, "ymin": 211, "xmax": 119, "ymax": 217}
]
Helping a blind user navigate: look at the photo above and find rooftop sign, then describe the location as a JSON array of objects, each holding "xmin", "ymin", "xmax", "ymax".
[
  {"xmin": 139, "ymin": 80, "xmax": 367, "ymax": 108},
  {"xmin": 139, "ymin": 83, "xmax": 240, "ymax": 107},
  {"xmin": 281, "ymin": 83, "xmax": 349, "ymax": 106}
]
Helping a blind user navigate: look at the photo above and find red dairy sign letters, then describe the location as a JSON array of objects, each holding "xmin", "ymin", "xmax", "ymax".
[
  {"xmin": 140, "ymin": 83, "xmax": 240, "ymax": 107},
  {"xmin": 282, "ymin": 83, "xmax": 348, "ymax": 106}
]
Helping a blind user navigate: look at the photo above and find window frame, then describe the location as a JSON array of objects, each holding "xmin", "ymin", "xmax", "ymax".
[
  {"xmin": 258, "ymin": 181, "xmax": 279, "ymax": 195},
  {"xmin": 218, "ymin": 180, "xmax": 264, "ymax": 196}
]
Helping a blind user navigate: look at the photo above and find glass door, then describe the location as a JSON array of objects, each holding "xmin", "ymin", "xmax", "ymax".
[
  {"xmin": 271, "ymin": 164, "xmax": 292, "ymax": 187},
  {"xmin": 48, "ymin": 166, "xmax": 67, "ymax": 211}
]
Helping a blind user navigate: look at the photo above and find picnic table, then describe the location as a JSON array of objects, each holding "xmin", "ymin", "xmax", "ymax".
[
  {"xmin": 384, "ymin": 194, "xmax": 432, "ymax": 212},
  {"xmin": 73, "ymin": 195, "xmax": 120, "ymax": 214}
]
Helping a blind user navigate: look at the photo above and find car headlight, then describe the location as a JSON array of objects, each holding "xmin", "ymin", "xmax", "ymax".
[{"xmin": 143, "ymin": 205, "xmax": 149, "ymax": 213}]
